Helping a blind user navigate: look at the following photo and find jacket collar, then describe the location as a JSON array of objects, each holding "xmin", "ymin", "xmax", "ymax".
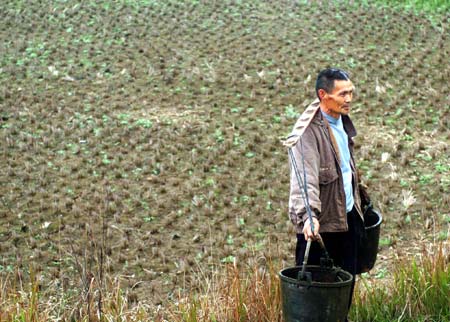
[
  {"xmin": 342, "ymin": 115, "xmax": 357, "ymax": 138},
  {"xmin": 313, "ymin": 107, "xmax": 357, "ymax": 138}
]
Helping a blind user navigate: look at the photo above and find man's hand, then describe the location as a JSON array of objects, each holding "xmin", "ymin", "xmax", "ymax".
[{"xmin": 303, "ymin": 217, "xmax": 320, "ymax": 241}]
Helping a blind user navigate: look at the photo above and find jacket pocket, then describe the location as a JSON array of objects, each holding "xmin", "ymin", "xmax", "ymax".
[{"xmin": 319, "ymin": 166, "xmax": 338, "ymax": 185}]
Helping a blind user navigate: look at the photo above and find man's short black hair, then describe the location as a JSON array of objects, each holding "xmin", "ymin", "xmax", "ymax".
[{"xmin": 315, "ymin": 68, "xmax": 350, "ymax": 99}]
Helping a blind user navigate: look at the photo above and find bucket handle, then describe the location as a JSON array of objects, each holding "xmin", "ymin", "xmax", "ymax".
[{"xmin": 298, "ymin": 234, "xmax": 334, "ymax": 282}]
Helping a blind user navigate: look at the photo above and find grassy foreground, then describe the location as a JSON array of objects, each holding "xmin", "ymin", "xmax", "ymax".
[{"xmin": 1, "ymin": 244, "xmax": 448, "ymax": 321}]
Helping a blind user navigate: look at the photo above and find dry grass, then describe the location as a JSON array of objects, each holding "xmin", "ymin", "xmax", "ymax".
[
  {"xmin": 0, "ymin": 258, "xmax": 282, "ymax": 322},
  {"xmin": 167, "ymin": 259, "xmax": 282, "ymax": 322},
  {"xmin": 0, "ymin": 271, "xmax": 152, "ymax": 321},
  {"xmin": 0, "ymin": 243, "xmax": 448, "ymax": 321}
]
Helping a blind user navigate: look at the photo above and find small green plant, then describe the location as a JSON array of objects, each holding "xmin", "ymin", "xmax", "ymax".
[
  {"xmin": 378, "ymin": 237, "xmax": 392, "ymax": 247},
  {"xmin": 214, "ymin": 128, "xmax": 224, "ymax": 143},
  {"xmin": 135, "ymin": 118, "xmax": 153, "ymax": 128},
  {"xmin": 284, "ymin": 104, "xmax": 298, "ymax": 119},
  {"xmin": 220, "ymin": 255, "xmax": 236, "ymax": 263}
]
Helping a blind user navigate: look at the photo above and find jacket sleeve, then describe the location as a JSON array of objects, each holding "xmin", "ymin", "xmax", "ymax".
[{"xmin": 288, "ymin": 128, "xmax": 321, "ymax": 230}]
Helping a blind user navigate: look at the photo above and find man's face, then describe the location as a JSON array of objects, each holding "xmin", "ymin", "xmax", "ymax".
[{"xmin": 319, "ymin": 79, "xmax": 354, "ymax": 118}]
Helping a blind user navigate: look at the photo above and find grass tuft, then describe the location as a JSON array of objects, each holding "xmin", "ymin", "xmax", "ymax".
[
  {"xmin": 168, "ymin": 259, "xmax": 283, "ymax": 322},
  {"xmin": 351, "ymin": 244, "xmax": 450, "ymax": 321}
]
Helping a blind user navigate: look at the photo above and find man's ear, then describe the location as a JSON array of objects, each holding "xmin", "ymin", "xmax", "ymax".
[{"xmin": 318, "ymin": 88, "xmax": 327, "ymax": 100}]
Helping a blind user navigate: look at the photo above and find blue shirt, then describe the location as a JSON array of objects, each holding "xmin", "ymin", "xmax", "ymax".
[{"xmin": 322, "ymin": 112, "xmax": 354, "ymax": 212}]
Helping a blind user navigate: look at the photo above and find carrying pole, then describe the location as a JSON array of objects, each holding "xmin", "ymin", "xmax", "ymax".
[
  {"xmin": 288, "ymin": 138, "xmax": 332, "ymax": 273},
  {"xmin": 288, "ymin": 139, "xmax": 319, "ymax": 278}
]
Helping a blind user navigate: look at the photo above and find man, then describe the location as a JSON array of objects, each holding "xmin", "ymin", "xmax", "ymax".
[{"xmin": 285, "ymin": 68, "xmax": 365, "ymax": 314}]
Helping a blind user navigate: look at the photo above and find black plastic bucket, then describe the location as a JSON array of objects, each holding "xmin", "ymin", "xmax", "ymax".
[
  {"xmin": 279, "ymin": 265, "xmax": 353, "ymax": 322},
  {"xmin": 357, "ymin": 207, "xmax": 383, "ymax": 274}
]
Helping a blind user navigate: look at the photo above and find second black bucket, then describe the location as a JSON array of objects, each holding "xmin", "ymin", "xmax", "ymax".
[
  {"xmin": 357, "ymin": 207, "xmax": 383, "ymax": 274},
  {"xmin": 279, "ymin": 265, "xmax": 353, "ymax": 322}
]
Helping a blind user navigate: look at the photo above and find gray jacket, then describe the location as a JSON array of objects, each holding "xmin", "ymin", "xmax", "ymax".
[{"xmin": 288, "ymin": 100, "xmax": 363, "ymax": 234}]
